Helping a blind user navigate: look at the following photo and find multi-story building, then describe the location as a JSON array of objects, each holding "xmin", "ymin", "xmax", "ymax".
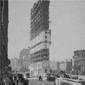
[
  {"xmin": 49, "ymin": 61, "xmax": 58, "ymax": 71},
  {"xmin": 0, "ymin": 0, "xmax": 10, "ymax": 72},
  {"xmin": 30, "ymin": 0, "xmax": 51, "ymax": 76},
  {"xmin": 30, "ymin": 0, "xmax": 50, "ymax": 40},
  {"xmin": 59, "ymin": 61, "xmax": 67, "ymax": 71},
  {"xmin": 10, "ymin": 58, "xmax": 20, "ymax": 71},
  {"xmin": 66, "ymin": 59, "xmax": 72, "ymax": 74},
  {"xmin": 72, "ymin": 50, "xmax": 85, "ymax": 75},
  {"xmin": 18, "ymin": 48, "xmax": 30, "ymax": 72},
  {"xmin": 59, "ymin": 59, "xmax": 72, "ymax": 74}
]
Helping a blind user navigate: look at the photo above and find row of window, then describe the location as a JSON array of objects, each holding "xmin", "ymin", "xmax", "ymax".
[
  {"xmin": 31, "ymin": 0, "xmax": 49, "ymax": 17},
  {"xmin": 31, "ymin": 10, "xmax": 49, "ymax": 27}
]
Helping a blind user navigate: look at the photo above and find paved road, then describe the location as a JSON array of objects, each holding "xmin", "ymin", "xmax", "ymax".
[
  {"xmin": 17, "ymin": 78, "xmax": 85, "ymax": 85},
  {"xmin": 29, "ymin": 80, "xmax": 56, "ymax": 85}
]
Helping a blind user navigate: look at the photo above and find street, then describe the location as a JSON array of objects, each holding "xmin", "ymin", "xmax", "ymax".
[
  {"xmin": 29, "ymin": 80, "xmax": 56, "ymax": 85},
  {"xmin": 28, "ymin": 77, "xmax": 85, "ymax": 85},
  {"xmin": 0, "ymin": 0, "xmax": 85, "ymax": 85}
]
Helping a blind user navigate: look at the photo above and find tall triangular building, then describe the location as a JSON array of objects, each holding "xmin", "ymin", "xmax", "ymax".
[{"xmin": 30, "ymin": 0, "xmax": 51, "ymax": 76}]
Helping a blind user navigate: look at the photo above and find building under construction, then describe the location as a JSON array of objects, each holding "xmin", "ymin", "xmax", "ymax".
[
  {"xmin": 30, "ymin": 0, "xmax": 51, "ymax": 76},
  {"xmin": 30, "ymin": 0, "xmax": 50, "ymax": 40}
]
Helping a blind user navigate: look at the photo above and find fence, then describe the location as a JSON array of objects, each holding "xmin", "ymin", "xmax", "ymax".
[{"xmin": 56, "ymin": 78, "xmax": 84, "ymax": 85}]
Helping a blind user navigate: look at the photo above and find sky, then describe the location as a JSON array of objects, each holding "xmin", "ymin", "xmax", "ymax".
[{"xmin": 8, "ymin": 0, "xmax": 85, "ymax": 61}]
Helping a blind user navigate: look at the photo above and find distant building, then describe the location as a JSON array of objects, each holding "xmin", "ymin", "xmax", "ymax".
[
  {"xmin": 0, "ymin": 0, "xmax": 10, "ymax": 71},
  {"xmin": 66, "ymin": 59, "xmax": 72, "ymax": 74},
  {"xmin": 59, "ymin": 61, "xmax": 67, "ymax": 71},
  {"xmin": 49, "ymin": 61, "xmax": 58, "ymax": 71},
  {"xmin": 30, "ymin": 0, "xmax": 51, "ymax": 76},
  {"xmin": 56, "ymin": 62, "xmax": 60, "ymax": 72},
  {"xmin": 10, "ymin": 58, "xmax": 20, "ymax": 71},
  {"xmin": 59, "ymin": 59, "xmax": 72, "ymax": 73},
  {"xmin": 72, "ymin": 50, "xmax": 85, "ymax": 75},
  {"xmin": 19, "ymin": 48, "xmax": 30, "ymax": 72}
]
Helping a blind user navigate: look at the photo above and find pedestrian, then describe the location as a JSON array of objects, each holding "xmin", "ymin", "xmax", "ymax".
[
  {"xmin": 4, "ymin": 77, "xmax": 10, "ymax": 85},
  {"xmin": 9, "ymin": 76, "xmax": 14, "ymax": 85},
  {"xmin": 13, "ymin": 75, "xmax": 18, "ymax": 85},
  {"xmin": 0, "ymin": 77, "xmax": 4, "ymax": 85},
  {"xmin": 23, "ymin": 79, "xmax": 28, "ymax": 85},
  {"xmin": 39, "ymin": 75, "xmax": 42, "ymax": 81}
]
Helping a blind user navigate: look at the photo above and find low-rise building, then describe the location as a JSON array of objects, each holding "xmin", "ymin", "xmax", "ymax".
[
  {"xmin": 72, "ymin": 50, "xmax": 85, "ymax": 75},
  {"xmin": 59, "ymin": 59, "xmax": 72, "ymax": 74},
  {"xmin": 19, "ymin": 48, "xmax": 31, "ymax": 72},
  {"xmin": 10, "ymin": 58, "xmax": 20, "ymax": 71},
  {"xmin": 49, "ymin": 61, "xmax": 58, "ymax": 71},
  {"xmin": 66, "ymin": 59, "xmax": 72, "ymax": 74},
  {"xmin": 59, "ymin": 61, "xmax": 67, "ymax": 71}
]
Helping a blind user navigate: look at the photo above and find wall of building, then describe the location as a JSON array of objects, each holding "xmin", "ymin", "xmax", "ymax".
[
  {"xmin": 49, "ymin": 61, "xmax": 58, "ymax": 71},
  {"xmin": 30, "ymin": 0, "xmax": 50, "ymax": 40},
  {"xmin": 11, "ymin": 58, "xmax": 20, "ymax": 71},
  {"xmin": 59, "ymin": 61, "xmax": 67, "ymax": 71},
  {"xmin": 66, "ymin": 60, "xmax": 72, "ymax": 73},
  {"xmin": 59, "ymin": 60, "xmax": 72, "ymax": 73},
  {"xmin": 30, "ymin": 30, "xmax": 51, "ymax": 54},
  {"xmin": 0, "ymin": 0, "xmax": 9, "ymax": 71},
  {"xmin": 19, "ymin": 48, "xmax": 30, "ymax": 72},
  {"xmin": 30, "ymin": 30, "xmax": 51, "ymax": 48},
  {"xmin": 30, "ymin": 0, "xmax": 50, "ymax": 62},
  {"xmin": 29, "ymin": 0, "xmax": 50, "ymax": 76},
  {"xmin": 73, "ymin": 50, "xmax": 85, "ymax": 75}
]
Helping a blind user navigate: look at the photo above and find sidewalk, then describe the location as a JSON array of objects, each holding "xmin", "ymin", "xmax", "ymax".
[{"xmin": 78, "ymin": 75, "xmax": 85, "ymax": 80}]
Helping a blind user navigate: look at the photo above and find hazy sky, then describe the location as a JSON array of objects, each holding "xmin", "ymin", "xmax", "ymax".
[{"xmin": 8, "ymin": 0, "xmax": 85, "ymax": 61}]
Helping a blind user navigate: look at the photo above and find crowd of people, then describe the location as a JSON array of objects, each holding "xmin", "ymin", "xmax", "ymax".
[{"xmin": 0, "ymin": 72, "xmax": 28, "ymax": 85}]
